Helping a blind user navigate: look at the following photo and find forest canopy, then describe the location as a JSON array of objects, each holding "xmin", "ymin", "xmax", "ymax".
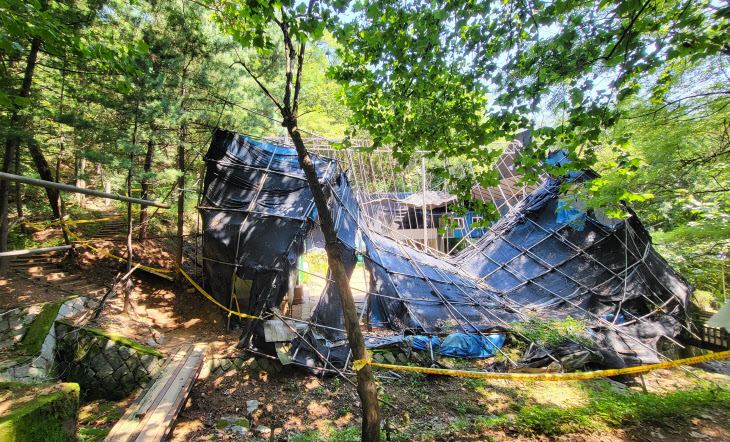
[{"xmin": 1, "ymin": 0, "xmax": 728, "ymax": 300}]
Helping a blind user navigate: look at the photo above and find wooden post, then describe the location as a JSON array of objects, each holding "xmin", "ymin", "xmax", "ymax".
[{"xmin": 422, "ymin": 156, "xmax": 427, "ymax": 248}]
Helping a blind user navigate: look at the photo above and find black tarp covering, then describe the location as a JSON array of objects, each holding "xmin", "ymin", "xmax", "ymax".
[
  {"xmin": 201, "ymin": 131, "xmax": 692, "ymax": 369},
  {"xmin": 451, "ymin": 173, "xmax": 691, "ymax": 365},
  {"xmin": 307, "ymin": 172, "xmax": 361, "ymax": 340},
  {"xmin": 200, "ymin": 129, "xmax": 338, "ymax": 346}
]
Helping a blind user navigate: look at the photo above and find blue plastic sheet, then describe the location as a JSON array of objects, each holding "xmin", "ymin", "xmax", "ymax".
[
  {"xmin": 440, "ymin": 333, "xmax": 505, "ymax": 358},
  {"xmin": 412, "ymin": 335, "xmax": 440, "ymax": 352},
  {"xmin": 556, "ymin": 201, "xmax": 586, "ymax": 231},
  {"xmin": 413, "ymin": 333, "xmax": 505, "ymax": 358}
]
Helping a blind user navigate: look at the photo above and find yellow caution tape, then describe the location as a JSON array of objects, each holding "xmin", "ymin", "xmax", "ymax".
[
  {"xmin": 10, "ymin": 218, "xmax": 62, "ymax": 231},
  {"xmin": 64, "ymin": 212, "xmax": 140, "ymax": 225},
  {"xmin": 177, "ymin": 267, "xmax": 261, "ymax": 320},
  {"xmin": 129, "ymin": 186, "xmax": 173, "ymax": 192},
  {"xmin": 62, "ymin": 226, "xmax": 173, "ymax": 274},
  {"xmin": 354, "ymin": 349, "xmax": 730, "ymax": 381},
  {"xmin": 60, "ymin": 225, "xmax": 257, "ymax": 320},
  {"xmin": 11, "ymin": 212, "xmax": 141, "ymax": 231}
]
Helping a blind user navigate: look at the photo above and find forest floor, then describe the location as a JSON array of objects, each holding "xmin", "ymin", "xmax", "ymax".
[{"xmin": 3, "ymin": 220, "xmax": 730, "ymax": 441}]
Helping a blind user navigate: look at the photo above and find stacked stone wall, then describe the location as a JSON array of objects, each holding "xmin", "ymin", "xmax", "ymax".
[
  {"xmin": 0, "ymin": 297, "xmax": 93, "ymax": 383},
  {"xmin": 55, "ymin": 322, "xmax": 164, "ymax": 400},
  {"xmin": 0, "ymin": 306, "xmax": 41, "ymax": 348},
  {"xmin": 199, "ymin": 355, "xmax": 285, "ymax": 379}
]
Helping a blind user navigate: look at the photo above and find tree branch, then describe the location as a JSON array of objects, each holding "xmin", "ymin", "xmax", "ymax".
[
  {"xmin": 231, "ymin": 60, "xmax": 283, "ymax": 112},
  {"xmin": 600, "ymin": 0, "xmax": 651, "ymax": 63},
  {"xmin": 292, "ymin": 0, "xmax": 316, "ymax": 118}
]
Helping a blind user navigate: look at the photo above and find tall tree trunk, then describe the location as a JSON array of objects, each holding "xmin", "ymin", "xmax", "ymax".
[
  {"xmin": 175, "ymin": 67, "xmax": 187, "ymax": 284},
  {"xmin": 287, "ymin": 126, "xmax": 381, "ymax": 441},
  {"xmin": 14, "ymin": 145, "xmax": 26, "ymax": 234},
  {"xmin": 174, "ymin": 127, "xmax": 185, "ymax": 283},
  {"xmin": 278, "ymin": 9, "xmax": 380, "ymax": 438},
  {"xmin": 28, "ymin": 139, "xmax": 62, "ymax": 220},
  {"xmin": 0, "ymin": 142, "xmax": 16, "ymax": 276},
  {"xmin": 124, "ymin": 105, "xmax": 139, "ymax": 315},
  {"xmin": 138, "ymin": 138, "xmax": 154, "ymax": 240},
  {"xmin": 74, "ymin": 156, "xmax": 85, "ymax": 207},
  {"xmin": 0, "ymin": 36, "xmax": 41, "ymax": 276}
]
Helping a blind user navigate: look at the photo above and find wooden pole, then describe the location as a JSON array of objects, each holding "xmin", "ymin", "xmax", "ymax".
[
  {"xmin": 0, "ymin": 172, "xmax": 170, "ymax": 208},
  {"xmin": 422, "ymin": 156, "xmax": 427, "ymax": 248}
]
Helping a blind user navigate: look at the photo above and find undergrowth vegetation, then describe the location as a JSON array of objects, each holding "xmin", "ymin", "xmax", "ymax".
[
  {"xmin": 510, "ymin": 315, "xmax": 592, "ymax": 348},
  {"xmin": 284, "ymin": 380, "xmax": 730, "ymax": 441},
  {"xmin": 477, "ymin": 385, "xmax": 730, "ymax": 437}
]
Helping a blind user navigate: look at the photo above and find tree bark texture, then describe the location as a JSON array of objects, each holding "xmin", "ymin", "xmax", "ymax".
[
  {"xmin": 28, "ymin": 139, "xmax": 62, "ymax": 220},
  {"xmin": 14, "ymin": 146, "xmax": 26, "ymax": 234},
  {"xmin": 287, "ymin": 125, "xmax": 381, "ymax": 441},
  {"xmin": 74, "ymin": 156, "xmax": 85, "ymax": 207},
  {"xmin": 174, "ymin": 126, "xmax": 186, "ymax": 283},
  {"xmin": 0, "ymin": 36, "xmax": 41, "ymax": 276},
  {"xmin": 274, "ymin": 8, "xmax": 380, "ymax": 439},
  {"xmin": 124, "ymin": 106, "xmax": 138, "ymax": 314},
  {"xmin": 139, "ymin": 138, "xmax": 154, "ymax": 240}
]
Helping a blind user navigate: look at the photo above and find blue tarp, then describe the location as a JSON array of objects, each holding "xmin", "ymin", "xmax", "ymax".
[
  {"xmin": 413, "ymin": 333, "xmax": 505, "ymax": 358},
  {"xmin": 556, "ymin": 200, "xmax": 586, "ymax": 231},
  {"xmin": 412, "ymin": 335, "xmax": 440, "ymax": 352},
  {"xmin": 440, "ymin": 333, "xmax": 505, "ymax": 358}
]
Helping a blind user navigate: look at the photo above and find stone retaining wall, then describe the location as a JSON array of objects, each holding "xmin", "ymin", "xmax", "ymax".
[
  {"xmin": 199, "ymin": 348, "xmax": 416, "ymax": 379},
  {"xmin": 55, "ymin": 322, "xmax": 165, "ymax": 401},
  {"xmin": 200, "ymin": 355, "xmax": 285, "ymax": 379},
  {"xmin": 0, "ymin": 306, "xmax": 41, "ymax": 348},
  {"xmin": 0, "ymin": 382, "xmax": 80, "ymax": 442},
  {"xmin": 0, "ymin": 297, "xmax": 93, "ymax": 383}
]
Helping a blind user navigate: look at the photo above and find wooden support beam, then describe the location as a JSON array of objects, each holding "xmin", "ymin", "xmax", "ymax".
[{"xmin": 0, "ymin": 172, "xmax": 170, "ymax": 208}]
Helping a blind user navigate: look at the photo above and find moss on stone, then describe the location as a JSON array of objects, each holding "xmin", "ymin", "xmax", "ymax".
[
  {"xmin": 0, "ymin": 382, "xmax": 80, "ymax": 442},
  {"xmin": 57, "ymin": 321, "xmax": 163, "ymax": 358},
  {"xmin": 20, "ymin": 301, "xmax": 63, "ymax": 355},
  {"xmin": 78, "ymin": 427, "xmax": 110, "ymax": 441}
]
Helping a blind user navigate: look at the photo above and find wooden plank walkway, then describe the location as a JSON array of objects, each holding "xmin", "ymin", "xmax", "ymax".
[
  {"xmin": 680, "ymin": 312, "xmax": 730, "ymax": 352},
  {"xmin": 106, "ymin": 343, "xmax": 208, "ymax": 442}
]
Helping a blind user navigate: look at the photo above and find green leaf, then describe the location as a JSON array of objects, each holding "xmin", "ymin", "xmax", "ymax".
[
  {"xmin": 13, "ymin": 96, "xmax": 30, "ymax": 107},
  {"xmin": 136, "ymin": 40, "xmax": 149, "ymax": 55}
]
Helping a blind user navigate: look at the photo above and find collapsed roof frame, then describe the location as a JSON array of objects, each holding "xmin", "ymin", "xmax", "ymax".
[{"xmin": 200, "ymin": 129, "xmax": 693, "ymax": 371}]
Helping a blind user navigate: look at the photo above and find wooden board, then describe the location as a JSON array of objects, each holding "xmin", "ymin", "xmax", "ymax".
[{"xmin": 105, "ymin": 343, "xmax": 208, "ymax": 442}]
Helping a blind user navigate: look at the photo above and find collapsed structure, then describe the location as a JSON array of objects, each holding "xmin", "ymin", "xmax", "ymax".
[{"xmin": 200, "ymin": 129, "xmax": 692, "ymax": 371}]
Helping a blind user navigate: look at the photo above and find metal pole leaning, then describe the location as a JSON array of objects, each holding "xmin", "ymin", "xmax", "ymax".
[
  {"xmin": 0, "ymin": 172, "xmax": 171, "ymax": 208},
  {"xmin": 0, "ymin": 245, "xmax": 72, "ymax": 257}
]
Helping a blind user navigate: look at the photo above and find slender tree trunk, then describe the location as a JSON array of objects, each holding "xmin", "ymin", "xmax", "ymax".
[
  {"xmin": 0, "ymin": 142, "xmax": 16, "ymax": 277},
  {"xmin": 28, "ymin": 139, "xmax": 62, "ymax": 220},
  {"xmin": 74, "ymin": 156, "xmax": 85, "ymax": 207},
  {"xmin": 139, "ymin": 138, "xmax": 154, "ymax": 240},
  {"xmin": 14, "ymin": 146, "xmax": 26, "ymax": 234},
  {"xmin": 124, "ymin": 105, "xmax": 139, "ymax": 314},
  {"xmin": 276, "ymin": 9, "xmax": 380, "ymax": 438},
  {"xmin": 175, "ymin": 68, "xmax": 187, "ymax": 283},
  {"xmin": 0, "ymin": 36, "xmax": 41, "ymax": 276},
  {"xmin": 287, "ymin": 126, "xmax": 381, "ymax": 441},
  {"xmin": 174, "ymin": 128, "xmax": 185, "ymax": 283}
]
